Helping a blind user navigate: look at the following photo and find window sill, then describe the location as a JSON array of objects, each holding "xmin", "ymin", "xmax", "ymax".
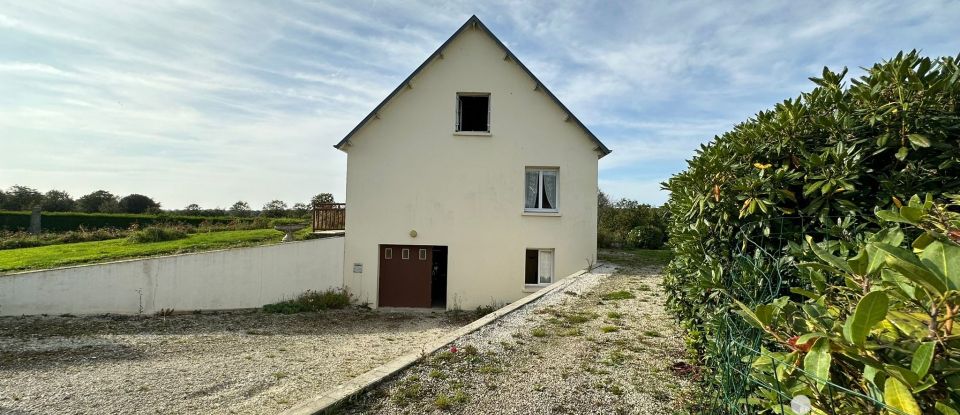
[
  {"xmin": 522, "ymin": 210, "xmax": 561, "ymax": 217},
  {"xmin": 523, "ymin": 284, "xmax": 551, "ymax": 293},
  {"xmin": 453, "ymin": 131, "xmax": 492, "ymax": 136}
]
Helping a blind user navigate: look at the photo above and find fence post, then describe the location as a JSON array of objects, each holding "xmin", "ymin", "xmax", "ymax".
[{"xmin": 29, "ymin": 206, "xmax": 41, "ymax": 234}]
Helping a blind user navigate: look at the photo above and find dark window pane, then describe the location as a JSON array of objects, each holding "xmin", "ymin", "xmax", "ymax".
[
  {"xmin": 458, "ymin": 95, "xmax": 489, "ymax": 131},
  {"xmin": 525, "ymin": 249, "xmax": 538, "ymax": 284}
]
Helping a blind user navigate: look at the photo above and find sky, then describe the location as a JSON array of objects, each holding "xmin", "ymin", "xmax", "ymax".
[{"xmin": 1, "ymin": 1, "xmax": 958, "ymax": 210}]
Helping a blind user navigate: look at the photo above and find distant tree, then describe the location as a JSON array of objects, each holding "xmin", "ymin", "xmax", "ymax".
[
  {"xmin": 292, "ymin": 202, "xmax": 310, "ymax": 218},
  {"xmin": 41, "ymin": 190, "xmax": 76, "ymax": 212},
  {"xmin": 183, "ymin": 203, "xmax": 201, "ymax": 213},
  {"xmin": 0, "ymin": 189, "xmax": 6, "ymax": 210},
  {"xmin": 3, "ymin": 185, "xmax": 44, "ymax": 210},
  {"xmin": 99, "ymin": 199, "xmax": 122, "ymax": 213},
  {"xmin": 78, "ymin": 190, "xmax": 119, "ymax": 213},
  {"xmin": 596, "ymin": 190, "xmax": 668, "ymax": 249},
  {"xmin": 229, "ymin": 201, "xmax": 251, "ymax": 217},
  {"xmin": 310, "ymin": 193, "xmax": 335, "ymax": 208},
  {"xmin": 119, "ymin": 194, "xmax": 160, "ymax": 214},
  {"xmin": 261, "ymin": 200, "xmax": 288, "ymax": 217},
  {"xmin": 197, "ymin": 207, "xmax": 226, "ymax": 217}
]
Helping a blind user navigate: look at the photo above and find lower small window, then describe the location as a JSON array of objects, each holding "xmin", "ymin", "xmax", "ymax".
[
  {"xmin": 402, "ymin": 248, "xmax": 410, "ymax": 260},
  {"xmin": 384, "ymin": 248, "xmax": 393, "ymax": 259},
  {"xmin": 419, "ymin": 248, "xmax": 427, "ymax": 260},
  {"xmin": 525, "ymin": 249, "xmax": 554, "ymax": 285}
]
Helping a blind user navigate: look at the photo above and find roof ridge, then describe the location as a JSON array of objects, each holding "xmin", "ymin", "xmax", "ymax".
[{"xmin": 333, "ymin": 15, "xmax": 611, "ymax": 158}]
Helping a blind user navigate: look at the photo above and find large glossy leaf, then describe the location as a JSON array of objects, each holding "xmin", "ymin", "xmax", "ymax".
[
  {"xmin": 732, "ymin": 298, "xmax": 767, "ymax": 329},
  {"xmin": 937, "ymin": 401, "xmax": 960, "ymax": 415},
  {"xmin": 807, "ymin": 236, "xmax": 853, "ymax": 274},
  {"xmin": 871, "ymin": 242, "xmax": 947, "ymax": 295},
  {"xmin": 908, "ymin": 133, "xmax": 931, "ymax": 148},
  {"xmin": 919, "ymin": 240, "xmax": 960, "ymax": 290},
  {"xmin": 884, "ymin": 377, "xmax": 922, "ymax": 415},
  {"xmin": 843, "ymin": 291, "xmax": 888, "ymax": 347},
  {"xmin": 911, "ymin": 342, "xmax": 936, "ymax": 379},
  {"xmin": 803, "ymin": 337, "xmax": 831, "ymax": 391}
]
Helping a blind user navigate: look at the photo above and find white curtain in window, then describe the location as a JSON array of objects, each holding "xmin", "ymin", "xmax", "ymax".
[
  {"xmin": 538, "ymin": 250, "xmax": 553, "ymax": 284},
  {"xmin": 525, "ymin": 171, "xmax": 539, "ymax": 208},
  {"xmin": 542, "ymin": 171, "xmax": 557, "ymax": 209}
]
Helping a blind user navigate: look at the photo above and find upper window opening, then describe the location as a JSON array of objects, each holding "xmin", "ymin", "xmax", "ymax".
[
  {"xmin": 456, "ymin": 93, "xmax": 490, "ymax": 132},
  {"xmin": 525, "ymin": 168, "xmax": 558, "ymax": 212}
]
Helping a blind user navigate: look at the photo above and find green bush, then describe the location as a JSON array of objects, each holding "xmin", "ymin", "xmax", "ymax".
[
  {"xmin": 0, "ymin": 210, "xmax": 254, "ymax": 232},
  {"xmin": 268, "ymin": 218, "xmax": 308, "ymax": 227},
  {"xmin": 262, "ymin": 289, "xmax": 351, "ymax": 314},
  {"xmin": 597, "ymin": 194, "xmax": 668, "ymax": 248},
  {"xmin": 736, "ymin": 196, "xmax": 960, "ymax": 413},
  {"xmin": 626, "ymin": 225, "xmax": 665, "ymax": 249},
  {"xmin": 663, "ymin": 51, "xmax": 960, "ymax": 411},
  {"xmin": 0, "ymin": 228, "xmax": 126, "ymax": 250},
  {"xmin": 127, "ymin": 226, "xmax": 188, "ymax": 243}
]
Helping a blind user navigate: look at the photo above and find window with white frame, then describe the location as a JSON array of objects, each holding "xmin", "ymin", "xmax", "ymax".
[
  {"xmin": 525, "ymin": 249, "xmax": 554, "ymax": 285},
  {"xmin": 456, "ymin": 93, "xmax": 490, "ymax": 132},
  {"xmin": 524, "ymin": 168, "xmax": 558, "ymax": 212}
]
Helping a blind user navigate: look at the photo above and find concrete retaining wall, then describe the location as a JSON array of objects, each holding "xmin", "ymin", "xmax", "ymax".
[{"xmin": 0, "ymin": 236, "xmax": 345, "ymax": 316}]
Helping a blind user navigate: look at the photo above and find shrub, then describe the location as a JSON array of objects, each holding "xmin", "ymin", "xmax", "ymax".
[
  {"xmin": 626, "ymin": 225, "xmax": 665, "ymax": 249},
  {"xmin": 662, "ymin": 51, "xmax": 960, "ymax": 412},
  {"xmin": 0, "ymin": 227, "xmax": 128, "ymax": 250},
  {"xmin": 127, "ymin": 226, "xmax": 188, "ymax": 243},
  {"xmin": 262, "ymin": 289, "xmax": 351, "ymax": 314},
  {"xmin": 736, "ymin": 196, "xmax": 960, "ymax": 413},
  {"xmin": 0, "ymin": 210, "xmax": 254, "ymax": 232},
  {"xmin": 268, "ymin": 218, "xmax": 308, "ymax": 227},
  {"xmin": 597, "ymin": 194, "xmax": 668, "ymax": 248}
]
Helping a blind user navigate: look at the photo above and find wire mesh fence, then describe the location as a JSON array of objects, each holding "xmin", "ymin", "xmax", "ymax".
[{"xmin": 701, "ymin": 215, "xmax": 904, "ymax": 414}]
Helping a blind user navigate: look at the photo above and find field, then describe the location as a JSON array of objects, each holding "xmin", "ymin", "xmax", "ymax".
[{"xmin": 0, "ymin": 228, "xmax": 310, "ymax": 273}]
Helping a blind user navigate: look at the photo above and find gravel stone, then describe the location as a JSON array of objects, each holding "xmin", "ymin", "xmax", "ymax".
[
  {"xmin": 342, "ymin": 262, "xmax": 694, "ymax": 414},
  {"xmin": 0, "ymin": 309, "xmax": 469, "ymax": 414}
]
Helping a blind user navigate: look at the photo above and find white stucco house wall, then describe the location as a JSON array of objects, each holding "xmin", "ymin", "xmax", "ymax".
[{"xmin": 335, "ymin": 16, "xmax": 610, "ymax": 310}]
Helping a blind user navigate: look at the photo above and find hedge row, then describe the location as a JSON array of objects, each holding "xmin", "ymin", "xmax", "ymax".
[
  {"xmin": 663, "ymin": 51, "xmax": 960, "ymax": 412},
  {"xmin": 0, "ymin": 210, "xmax": 254, "ymax": 232}
]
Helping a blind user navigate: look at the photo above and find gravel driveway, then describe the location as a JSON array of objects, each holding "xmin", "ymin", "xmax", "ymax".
[
  {"xmin": 341, "ymin": 258, "xmax": 694, "ymax": 414},
  {"xmin": 0, "ymin": 308, "xmax": 471, "ymax": 414}
]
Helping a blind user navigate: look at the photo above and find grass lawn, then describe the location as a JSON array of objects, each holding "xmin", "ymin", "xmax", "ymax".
[
  {"xmin": 598, "ymin": 248, "xmax": 673, "ymax": 267},
  {"xmin": 0, "ymin": 229, "xmax": 305, "ymax": 274}
]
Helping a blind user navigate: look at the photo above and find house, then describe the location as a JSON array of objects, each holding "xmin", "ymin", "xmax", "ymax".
[{"xmin": 334, "ymin": 15, "xmax": 610, "ymax": 310}]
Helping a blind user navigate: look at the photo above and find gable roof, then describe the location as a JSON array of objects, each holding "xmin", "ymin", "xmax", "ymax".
[{"xmin": 333, "ymin": 15, "xmax": 611, "ymax": 158}]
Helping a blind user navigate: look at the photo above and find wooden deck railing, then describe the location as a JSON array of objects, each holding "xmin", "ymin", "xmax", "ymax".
[{"xmin": 312, "ymin": 203, "xmax": 345, "ymax": 231}]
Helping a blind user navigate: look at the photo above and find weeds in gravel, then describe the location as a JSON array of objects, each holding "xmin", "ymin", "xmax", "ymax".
[
  {"xmin": 607, "ymin": 350, "xmax": 628, "ymax": 365},
  {"xmin": 558, "ymin": 327, "xmax": 582, "ymax": 337},
  {"xmin": 391, "ymin": 376, "xmax": 424, "ymax": 407},
  {"xmin": 530, "ymin": 328, "xmax": 547, "ymax": 337},
  {"xmin": 601, "ymin": 290, "xmax": 635, "ymax": 301},
  {"xmin": 641, "ymin": 330, "xmax": 661, "ymax": 337},
  {"xmin": 478, "ymin": 364, "xmax": 502, "ymax": 374},
  {"xmin": 607, "ymin": 311, "xmax": 623, "ymax": 319},
  {"xmin": 262, "ymin": 289, "xmax": 350, "ymax": 314},
  {"xmin": 600, "ymin": 325, "xmax": 620, "ymax": 333},
  {"xmin": 434, "ymin": 393, "xmax": 452, "ymax": 410},
  {"xmin": 429, "ymin": 369, "xmax": 446, "ymax": 379},
  {"xmin": 272, "ymin": 372, "xmax": 288, "ymax": 380},
  {"xmin": 452, "ymin": 389, "xmax": 469, "ymax": 404}
]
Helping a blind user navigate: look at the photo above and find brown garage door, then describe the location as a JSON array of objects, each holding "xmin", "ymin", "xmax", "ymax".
[{"xmin": 378, "ymin": 245, "xmax": 433, "ymax": 308}]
